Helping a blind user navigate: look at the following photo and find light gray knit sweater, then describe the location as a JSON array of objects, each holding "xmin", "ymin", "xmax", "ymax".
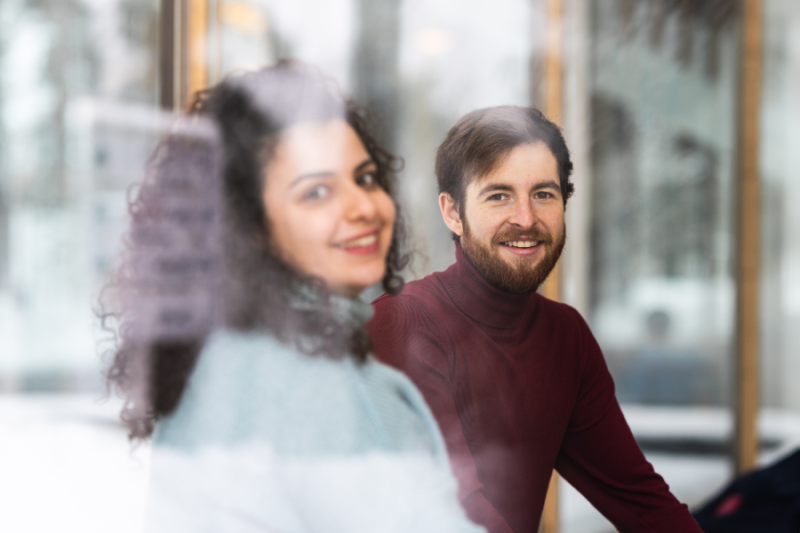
[{"xmin": 146, "ymin": 298, "xmax": 484, "ymax": 533}]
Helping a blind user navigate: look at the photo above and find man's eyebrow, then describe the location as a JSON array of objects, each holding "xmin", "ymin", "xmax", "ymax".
[
  {"xmin": 477, "ymin": 183, "xmax": 515, "ymax": 197},
  {"xmin": 534, "ymin": 180, "xmax": 562, "ymax": 192}
]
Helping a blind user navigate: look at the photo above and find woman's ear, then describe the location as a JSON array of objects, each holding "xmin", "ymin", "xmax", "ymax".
[{"xmin": 439, "ymin": 192, "xmax": 463, "ymax": 237}]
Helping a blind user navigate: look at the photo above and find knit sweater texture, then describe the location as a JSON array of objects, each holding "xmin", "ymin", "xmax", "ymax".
[
  {"xmin": 147, "ymin": 297, "xmax": 484, "ymax": 533},
  {"xmin": 368, "ymin": 243, "xmax": 703, "ymax": 533}
]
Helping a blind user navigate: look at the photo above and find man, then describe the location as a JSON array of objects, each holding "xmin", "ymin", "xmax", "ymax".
[{"xmin": 367, "ymin": 106, "xmax": 702, "ymax": 533}]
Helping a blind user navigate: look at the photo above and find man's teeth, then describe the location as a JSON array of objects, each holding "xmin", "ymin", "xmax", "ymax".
[
  {"xmin": 342, "ymin": 234, "xmax": 377, "ymax": 247},
  {"xmin": 504, "ymin": 241, "xmax": 539, "ymax": 248}
]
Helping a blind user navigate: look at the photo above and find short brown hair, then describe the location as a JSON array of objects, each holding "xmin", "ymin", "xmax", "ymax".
[{"xmin": 435, "ymin": 106, "xmax": 574, "ymax": 215}]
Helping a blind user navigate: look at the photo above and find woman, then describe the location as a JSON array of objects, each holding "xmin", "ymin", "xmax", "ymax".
[{"xmin": 103, "ymin": 61, "xmax": 483, "ymax": 532}]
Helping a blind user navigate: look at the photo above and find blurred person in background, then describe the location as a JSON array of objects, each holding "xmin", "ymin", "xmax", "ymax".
[
  {"xmin": 101, "ymin": 60, "xmax": 484, "ymax": 533},
  {"xmin": 368, "ymin": 106, "xmax": 702, "ymax": 533}
]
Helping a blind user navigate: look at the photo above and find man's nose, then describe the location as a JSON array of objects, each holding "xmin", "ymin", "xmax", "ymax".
[{"xmin": 508, "ymin": 199, "xmax": 537, "ymax": 228}]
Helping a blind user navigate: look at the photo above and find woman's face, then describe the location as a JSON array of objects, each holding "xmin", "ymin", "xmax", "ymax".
[{"xmin": 262, "ymin": 119, "xmax": 396, "ymax": 298}]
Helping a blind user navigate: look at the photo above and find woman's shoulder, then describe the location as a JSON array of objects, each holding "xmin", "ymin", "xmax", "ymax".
[
  {"xmin": 357, "ymin": 356, "xmax": 448, "ymax": 457},
  {"xmin": 359, "ymin": 355, "xmax": 427, "ymax": 402}
]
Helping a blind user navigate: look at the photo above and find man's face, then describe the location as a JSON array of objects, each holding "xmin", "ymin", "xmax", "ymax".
[{"xmin": 439, "ymin": 142, "xmax": 566, "ymax": 293}]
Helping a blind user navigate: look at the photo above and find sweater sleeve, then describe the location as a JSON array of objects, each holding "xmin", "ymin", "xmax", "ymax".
[
  {"xmin": 555, "ymin": 310, "xmax": 703, "ymax": 533},
  {"xmin": 369, "ymin": 295, "xmax": 514, "ymax": 533}
]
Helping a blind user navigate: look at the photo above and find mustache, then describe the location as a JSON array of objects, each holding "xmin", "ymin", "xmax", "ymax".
[{"xmin": 492, "ymin": 227, "xmax": 553, "ymax": 246}]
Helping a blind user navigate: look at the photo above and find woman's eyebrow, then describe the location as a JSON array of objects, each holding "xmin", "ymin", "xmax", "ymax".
[
  {"xmin": 289, "ymin": 171, "xmax": 335, "ymax": 189},
  {"xmin": 354, "ymin": 159, "xmax": 375, "ymax": 173},
  {"xmin": 289, "ymin": 159, "xmax": 375, "ymax": 188}
]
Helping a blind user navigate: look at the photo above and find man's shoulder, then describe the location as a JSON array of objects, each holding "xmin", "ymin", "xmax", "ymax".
[
  {"xmin": 534, "ymin": 296, "xmax": 605, "ymax": 372},
  {"xmin": 535, "ymin": 294, "xmax": 587, "ymax": 327}
]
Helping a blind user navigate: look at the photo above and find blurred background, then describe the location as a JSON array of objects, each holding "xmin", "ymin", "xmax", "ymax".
[{"xmin": 0, "ymin": 1, "xmax": 798, "ymax": 532}]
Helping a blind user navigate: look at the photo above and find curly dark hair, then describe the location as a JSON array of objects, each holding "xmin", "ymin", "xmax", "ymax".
[{"xmin": 102, "ymin": 60, "xmax": 410, "ymax": 441}]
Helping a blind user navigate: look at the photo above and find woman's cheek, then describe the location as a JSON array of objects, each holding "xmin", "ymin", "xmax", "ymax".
[
  {"xmin": 377, "ymin": 191, "xmax": 396, "ymax": 227},
  {"xmin": 306, "ymin": 203, "xmax": 340, "ymax": 250}
]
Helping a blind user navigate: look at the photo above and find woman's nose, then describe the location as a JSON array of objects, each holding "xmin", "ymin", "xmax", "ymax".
[{"xmin": 343, "ymin": 181, "xmax": 378, "ymax": 221}]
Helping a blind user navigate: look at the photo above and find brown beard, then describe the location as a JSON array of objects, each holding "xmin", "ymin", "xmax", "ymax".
[{"xmin": 460, "ymin": 218, "xmax": 566, "ymax": 294}]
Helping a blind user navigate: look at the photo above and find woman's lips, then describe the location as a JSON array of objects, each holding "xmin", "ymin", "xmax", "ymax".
[{"xmin": 335, "ymin": 230, "xmax": 380, "ymax": 255}]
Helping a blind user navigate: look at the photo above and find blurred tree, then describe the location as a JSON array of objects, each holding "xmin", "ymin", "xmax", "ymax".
[
  {"xmin": 621, "ymin": 0, "xmax": 740, "ymax": 80},
  {"xmin": 351, "ymin": 0, "xmax": 401, "ymax": 152},
  {"xmin": 118, "ymin": 0, "xmax": 159, "ymax": 104},
  {"xmin": 590, "ymin": 93, "xmax": 639, "ymax": 308}
]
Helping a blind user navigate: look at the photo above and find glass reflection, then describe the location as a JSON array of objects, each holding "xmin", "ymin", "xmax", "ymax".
[
  {"xmin": 586, "ymin": 0, "xmax": 740, "ymax": 516},
  {"xmin": 589, "ymin": 1, "xmax": 739, "ymax": 409},
  {"xmin": 0, "ymin": 0, "xmax": 159, "ymax": 392}
]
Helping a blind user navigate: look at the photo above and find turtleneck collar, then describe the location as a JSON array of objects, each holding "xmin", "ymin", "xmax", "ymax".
[{"xmin": 438, "ymin": 241, "xmax": 539, "ymax": 329}]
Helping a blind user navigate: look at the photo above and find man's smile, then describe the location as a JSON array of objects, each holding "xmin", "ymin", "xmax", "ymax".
[
  {"xmin": 498, "ymin": 240, "xmax": 542, "ymax": 257},
  {"xmin": 501, "ymin": 240, "xmax": 541, "ymax": 248}
]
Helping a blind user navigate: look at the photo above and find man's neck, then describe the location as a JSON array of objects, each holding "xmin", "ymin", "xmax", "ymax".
[{"xmin": 436, "ymin": 241, "xmax": 539, "ymax": 329}]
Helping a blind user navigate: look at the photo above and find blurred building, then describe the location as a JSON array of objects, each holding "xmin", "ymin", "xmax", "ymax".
[{"xmin": 0, "ymin": 1, "xmax": 799, "ymax": 532}]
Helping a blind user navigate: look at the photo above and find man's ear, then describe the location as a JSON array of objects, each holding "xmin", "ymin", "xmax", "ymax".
[{"xmin": 439, "ymin": 192, "xmax": 463, "ymax": 237}]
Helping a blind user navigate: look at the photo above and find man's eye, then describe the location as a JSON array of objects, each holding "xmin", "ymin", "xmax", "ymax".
[
  {"xmin": 534, "ymin": 191, "xmax": 554, "ymax": 200},
  {"xmin": 488, "ymin": 193, "xmax": 506, "ymax": 201},
  {"xmin": 303, "ymin": 184, "xmax": 330, "ymax": 201}
]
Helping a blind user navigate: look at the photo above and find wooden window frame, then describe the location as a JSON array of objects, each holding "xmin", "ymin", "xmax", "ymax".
[
  {"xmin": 734, "ymin": 0, "xmax": 762, "ymax": 476},
  {"xmin": 159, "ymin": 0, "xmax": 212, "ymax": 111}
]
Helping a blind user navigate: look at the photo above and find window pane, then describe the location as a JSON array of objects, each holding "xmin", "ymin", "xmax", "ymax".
[
  {"xmin": 587, "ymin": 0, "xmax": 740, "ymax": 514},
  {"xmin": 760, "ymin": 0, "xmax": 800, "ymax": 463},
  {"xmin": 0, "ymin": 0, "xmax": 160, "ymax": 391},
  {"xmin": 0, "ymin": 2, "xmax": 160, "ymax": 532}
]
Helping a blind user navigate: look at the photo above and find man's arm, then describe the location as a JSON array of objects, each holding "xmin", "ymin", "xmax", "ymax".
[
  {"xmin": 368, "ymin": 295, "xmax": 514, "ymax": 533},
  {"xmin": 556, "ymin": 308, "xmax": 703, "ymax": 533}
]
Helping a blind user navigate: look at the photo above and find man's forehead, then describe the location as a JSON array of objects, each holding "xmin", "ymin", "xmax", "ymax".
[{"xmin": 468, "ymin": 142, "xmax": 557, "ymax": 184}]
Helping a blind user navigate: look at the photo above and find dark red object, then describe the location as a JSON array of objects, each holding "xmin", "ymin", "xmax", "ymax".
[
  {"xmin": 715, "ymin": 493, "xmax": 744, "ymax": 517},
  {"xmin": 368, "ymin": 243, "xmax": 702, "ymax": 533},
  {"xmin": 694, "ymin": 448, "xmax": 800, "ymax": 532}
]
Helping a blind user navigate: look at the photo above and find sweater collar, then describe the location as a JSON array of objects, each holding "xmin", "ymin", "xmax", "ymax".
[
  {"xmin": 289, "ymin": 284, "xmax": 374, "ymax": 331},
  {"xmin": 439, "ymin": 241, "xmax": 538, "ymax": 329}
]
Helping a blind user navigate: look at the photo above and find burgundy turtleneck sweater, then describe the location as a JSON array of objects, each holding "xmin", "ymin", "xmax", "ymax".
[{"xmin": 367, "ymin": 243, "xmax": 702, "ymax": 533}]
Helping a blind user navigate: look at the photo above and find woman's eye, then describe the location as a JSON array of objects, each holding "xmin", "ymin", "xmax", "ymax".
[
  {"xmin": 357, "ymin": 171, "xmax": 377, "ymax": 187},
  {"xmin": 303, "ymin": 184, "xmax": 330, "ymax": 201}
]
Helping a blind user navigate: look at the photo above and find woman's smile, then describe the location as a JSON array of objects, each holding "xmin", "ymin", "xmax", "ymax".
[{"xmin": 334, "ymin": 229, "xmax": 381, "ymax": 254}]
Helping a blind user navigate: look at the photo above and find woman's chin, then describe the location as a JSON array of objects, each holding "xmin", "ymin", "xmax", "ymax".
[
  {"xmin": 328, "ymin": 283, "xmax": 368, "ymax": 299},
  {"xmin": 326, "ymin": 269, "xmax": 386, "ymax": 299}
]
